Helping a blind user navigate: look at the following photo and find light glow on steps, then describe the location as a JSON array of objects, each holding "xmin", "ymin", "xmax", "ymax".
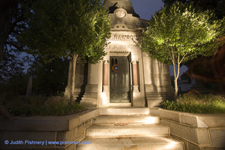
[
  {"xmin": 93, "ymin": 116, "xmax": 159, "ymax": 125},
  {"xmin": 131, "ymin": 116, "xmax": 158, "ymax": 124},
  {"xmin": 143, "ymin": 116, "xmax": 158, "ymax": 124},
  {"xmin": 77, "ymin": 137, "xmax": 184, "ymax": 150},
  {"xmin": 163, "ymin": 139, "xmax": 178, "ymax": 149},
  {"xmin": 85, "ymin": 124, "xmax": 169, "ymax": 138}
]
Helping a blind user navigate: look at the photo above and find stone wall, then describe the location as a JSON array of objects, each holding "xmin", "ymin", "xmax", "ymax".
[
  {"xmin": 0, "ymin": 109, "xmax": 99, "ymax": 150},
  {"xmin": 150, "ymin": 107, "xmax": 225, "ymax": 150}
]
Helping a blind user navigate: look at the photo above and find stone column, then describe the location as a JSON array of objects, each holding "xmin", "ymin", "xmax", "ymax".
[
  {"xmin": 132, "ymin": 60, "xmax": 143, "ymax": 107},
  {"xmin": 103, "ymin": 60, "xmax": 109, "ymax": 86},
  {"xmin": 101, "ymin": 60, "xmax": 110, "ymax": 107},
  {"xmin": 132, "ymin": 60, "xmax": 138, "ymax": 86},
  {"xmin": 80, "ymin": 62, "xmax": 99, "ymax": 108},
  {"xmin": 143, "ymin": 52, "xmax": 157, "ymax": 92},
  {"xmin": 158, "ymin": 61, "xmax": 174, "ymax": 94}
]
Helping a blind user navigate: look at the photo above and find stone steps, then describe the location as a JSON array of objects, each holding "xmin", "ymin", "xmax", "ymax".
[
  {"xmin": 93, "ymin": 115, "xmax": 159, "ymax": 125},
  {"xmin": 85, "ymin": 124, "xmax": 169, "ymax": 138},
  {"xmin": 77, "ymin": 108, "xmax": 184, "ymax": 150},
  {"xmin": 77, "ymin": 137, "xmax": 184, "ymax": 150},
  {"xmin": 99, "ymin": 107, "xmax": 150, "ymax": 115}
]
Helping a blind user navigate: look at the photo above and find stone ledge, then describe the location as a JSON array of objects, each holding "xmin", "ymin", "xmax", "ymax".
[
  {"xmin": 150, "ymin": 107, "xmax": 225, "ymax": 128},
  {"xmin": 0, "ymin": 109, "xmax": 99, "ymax": 150},
  {"xmin": 160, "ymin": 119, "xmax": 211, "ymax": 146},
  {"xmin": 0, "ymin": 109, "xmax": 99, "ymax": 132},
  {"xmin": 150, "ymin": 107, "xmax": 225, "ymax": 149}
]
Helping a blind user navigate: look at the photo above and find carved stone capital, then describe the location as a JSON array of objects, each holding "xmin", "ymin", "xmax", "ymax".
[
  {"xmin": 103, "ymin": 60, "xmax": 109, "ymax": 64},
  {"xmin": 132, "ymin": 60, "xmax": 138, "ymax": 64}
]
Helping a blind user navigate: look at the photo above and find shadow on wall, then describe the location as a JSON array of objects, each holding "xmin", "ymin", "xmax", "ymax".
[{"xmin": 76, "ymin": 63, "xmax": 88, "ymax": 103}]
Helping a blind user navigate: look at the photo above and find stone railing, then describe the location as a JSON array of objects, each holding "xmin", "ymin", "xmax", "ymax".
[
  {"xmin": 0, "ymin": 109, "xmax": 99, "ymax": 150},
  {"xmin": 150, "ymin": 107, "xmax": 225, "ymax": 150}
]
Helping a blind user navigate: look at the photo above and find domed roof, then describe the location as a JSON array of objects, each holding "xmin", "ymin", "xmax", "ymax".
[{"xmin": 104, "ymin": 0, "xmax": 140, "ymax": 18}]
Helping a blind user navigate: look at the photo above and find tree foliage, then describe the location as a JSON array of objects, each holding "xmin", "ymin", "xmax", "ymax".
[
  {"xmin": 18, "ymin": 0, "xmax": 111, "ymax": 63},
  {"xmin": 0, "ymin": 0, "xmax": 34, "ymax": 94},
  {"xmin": 162, "ymin": 0, "xmax": 225, "ymax": 19},
  {"xmin": 140, "ymin": 2, "xmax": 225, "ymax": 99},
  {"xmin": 17, "ymin": 0, "xmax": 111, "ymax": 102},
  {"xmin": 0, "ymin": 0, "xmax": 35, "ymax": 62},
  {"xmin": 27, "ymin": 56, "xmax": 69, "ymax": 96},
  {"xmin": 162, "ymin": 0, "xmax": 225, "ymax": 95}
]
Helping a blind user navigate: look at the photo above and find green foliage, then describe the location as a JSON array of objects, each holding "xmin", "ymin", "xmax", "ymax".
[
  {"xmin": 140, "ymin": 2, "xmax": 224, "ymax": 65},
  {"xmin": 162, "ymin": 0, "xmax": 225, "ymax": 19},
  {"xmin": 161, "ymin": 94, "xmax": 225, "ymax": 114},
  {"xmin": 27, "ymin": 55, "xmax": 69, "ymax": 96},
  {"xmin": 140, "ymin": 2, "xmax": 225, "ymax": 99},
  {"xmin": 18, "ymin": 0, "xmax": 111, "ymax": 63},
  {"xmin": 4, "ymin": 96, "xmax": 86, "ymax": 116},
  {"xmin": 0, "ymin": 73, "xmax": 29, "ymax": 96}
]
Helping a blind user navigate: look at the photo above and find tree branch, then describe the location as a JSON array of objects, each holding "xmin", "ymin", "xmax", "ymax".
[
  {"xmin": 5, "ymin": 41, "xmax": 23, "ymax": 50},
  {"xmin": 171, "ymin": 47, "xmax": 177, "ymax": 78},
  {"xmin": 179, "ymin": 52, "xmax": 189, "ymax": 65}
]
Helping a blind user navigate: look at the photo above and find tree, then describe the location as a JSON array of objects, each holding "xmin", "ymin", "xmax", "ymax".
[
  {"xmin": 140, "ymin": 2, "xmax": 225, "ymax": 99},
  {"xmin": 27, "ymin": 55, "xmax": 69, "ymax": 96},
  {"xmin": 0, "ymin": 0, "xmax": 18, "ymax": 62},
  {"xmin": 162, "ymin": 0, "xmax": 225, "ymax": 19},
  {"xmin": 163, "ymin": 0, "xmax": 225, "ymax": 95},
  {"xmin": 0, "ymin": 0, "xmax": 35, "ymax": 62},
  {"xmin": 18, "ymin": 0, "xmax": 111, "ymax": 103}
]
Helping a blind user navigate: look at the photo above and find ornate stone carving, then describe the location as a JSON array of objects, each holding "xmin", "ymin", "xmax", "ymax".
[
  {"xmin": 115, "ymin": 8, "xmax": 127, "ymax": 18},
  {"xmin": 105, "ymin": 45, "xmax": 139, "ymax": 50},
  {"xmin": 109, "ymin": 34, "xmax": 140, "ymax": 41},
  {"xmin": 132, "ymin": 60, "xmax": 138, "ymax": 64},
  {"xmin": 103, "ymin": 60, "xmax": 109, "ymax": 64},
  {"xmin": 110, "ymin": 51, "xmax": 130, "ymax": 53}
]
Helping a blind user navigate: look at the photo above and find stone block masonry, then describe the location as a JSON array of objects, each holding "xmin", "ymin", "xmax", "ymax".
[
  {"xmin": 150, "ymin": 107, "xmax": 225, "ymax": 150},
  {"xmin": 0, "ymin": 109, "xmax": 99, "ymax": 150}
]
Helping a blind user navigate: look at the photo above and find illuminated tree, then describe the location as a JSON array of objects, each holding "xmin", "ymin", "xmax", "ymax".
[
  {"xmin": 18, "ymin": 0, "xmax": 111, "ymax": 103},
  {"xmin": 140, "ymin": 2, "xmax": 225, "ymax": 99}
]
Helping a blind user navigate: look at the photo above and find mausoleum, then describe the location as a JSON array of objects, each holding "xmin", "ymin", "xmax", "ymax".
[{"xmin": 65, "ymin": 0, "xmax": 174, "ymax": 108}]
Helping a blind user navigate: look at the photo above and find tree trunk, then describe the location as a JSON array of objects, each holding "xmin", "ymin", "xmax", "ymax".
[
  {"xmin": 70, "ymin": 54, "xmax": 78, "ymax": 104},
  {"xmin": 174, "ymin": 78, "xmax": 178, "ymax": 100},
  {"xmin": 173, "ymin": 64, "xmax": 178, "ymax": 100},
  {"xmin": 0, "ymin": 40, "xmax": 4, "ymax": 62},
  {"xmin": 173, "ymin": 63, "xmax": 180, "ymax": 100}
]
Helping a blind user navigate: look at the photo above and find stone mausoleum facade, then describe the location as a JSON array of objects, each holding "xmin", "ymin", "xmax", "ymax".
[{"xmin": 65, "ymin": 0, "xmax": 174, "ymax": 108}]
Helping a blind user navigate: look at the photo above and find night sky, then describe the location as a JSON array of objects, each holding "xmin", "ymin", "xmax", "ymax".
[
  {"xmin": 130, "ymin": 0, "xmax": 164, "ymax": 20},
  {"xmin": 129, "ymin": 0, "xmax": 188, "ymax": 77}
]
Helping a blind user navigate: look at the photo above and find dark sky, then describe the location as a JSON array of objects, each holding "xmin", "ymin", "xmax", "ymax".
[
  {"xmin": 129, "ymin": 0, "xmax": 188, "ymax": 77},
  {"xmin": 130, "ymin": 0, "xmax": 164, "ymax": 20}
]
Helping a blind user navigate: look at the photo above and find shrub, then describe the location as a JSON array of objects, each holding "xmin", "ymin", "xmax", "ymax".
[
  {"xmin": 161, "ymin": 93, "xmax": 225, "ymax": 114},
  {"xmin": 4, "ymin": 96, "xmax": 86, "ymax": 116}
]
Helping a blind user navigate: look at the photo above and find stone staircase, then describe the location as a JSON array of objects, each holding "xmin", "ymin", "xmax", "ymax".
[{"xmin": 77, "ymin": 108, "xmax": 184, "ymax": 150}]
